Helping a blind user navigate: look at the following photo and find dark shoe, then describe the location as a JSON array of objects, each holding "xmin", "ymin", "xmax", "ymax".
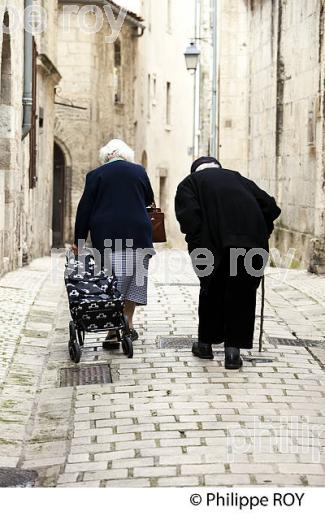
[
  {"xmin": 129, "ymin": 329, "xmax": 139, "ymax": 342},
  {"xmin": 225, "ymin": 347, "xmax": 243, "ymax": 370},
  {"xmin": 102, "ymin": 332, "xmax": 120, "ymax": 350},
  {"xmin": 192, "ymin": 342, "xmax": 214, "ymax": 360}
]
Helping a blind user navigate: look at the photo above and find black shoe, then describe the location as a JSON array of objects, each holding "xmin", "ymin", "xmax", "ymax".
[
  {"xmin": 129, "ymin": 329, "xmax": 139, "ymax": 342},
  {"xmin": 225, "ymin": 347, "xmax": 243, "ymax": 370},
  {"xmin": 192, "ymin": 342, "xmax": 214, "ymax": 360}
]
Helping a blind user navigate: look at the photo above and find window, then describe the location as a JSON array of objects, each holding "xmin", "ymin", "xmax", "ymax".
[
  {"xmin": 148, "ymin": 0, "xmax": 152, "ymax": 31},
  {"xmin": 153, "ymin": 76, "xmax": 157, "ymax": 105},
  {"xmin": 158, "ymin": 171, "xmax": 168, "ymax": 214},
  {"xmin": 166, "ymin": 82, "xmax": 171, "ymax": 126},
  {"xmin": 167, "ymin": 0, "xmax": 172, "ymax": 32},
  {"xmin": 307, "ymin": 97, "xmax": 316, "ymax": 149},
  {"xmin": 114, "ymin": 39, "xmax": 122, "ymax": 103},
  {"xmin": 141, "ymin": 151, "xmax": 148, "ymax": 169},
  {"xmin": 147, "ymin": 74, "xmax": 151, "ymax": 119},
  {"xmin": 0, "ymin": 12, "xmax": 11, "ymax": 105},
  {"xmin": 114, "ymin": 39, "xmax": 121, "ymax": 67},
  {"xmin": 39, "ymin": 107, "xmax": 44, "ymax": 131}
]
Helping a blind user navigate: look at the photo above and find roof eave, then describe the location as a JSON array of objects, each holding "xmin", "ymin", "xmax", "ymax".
[{"xmin": 58, "ymin": 0, "xmax": 145, "ymax": 30}]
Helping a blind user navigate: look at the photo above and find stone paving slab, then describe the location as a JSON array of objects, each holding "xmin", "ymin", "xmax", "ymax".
[
  {"xmin": 0, "ymin": 252, "xmax": 325, "ymax": 487},
  {"xmin": 0, "ymin": 258, "xmax": 62, "ymax": 473}
]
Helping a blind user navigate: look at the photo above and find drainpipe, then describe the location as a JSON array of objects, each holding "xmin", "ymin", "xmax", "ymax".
[
  {"xmin": 193, "ymin": 0, "xmax": 200, "ymax": 159},
  {"xmin": 22, "ymin": 0, "xmax": 33, "ymax": 139},
  {"xmin": 210, "ymin": 0, "xmax": 218, "ymax": 157}
]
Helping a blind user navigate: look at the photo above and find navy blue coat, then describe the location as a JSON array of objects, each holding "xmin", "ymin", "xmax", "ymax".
[{"xmin": 74, "ymin": 160, "xmax": 155, "ymax": 252}]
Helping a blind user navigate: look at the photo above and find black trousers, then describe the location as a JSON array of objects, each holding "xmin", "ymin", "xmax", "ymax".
[{"xmin": 198, "ymin": 248, "xmax": 263, "ymax": 349}]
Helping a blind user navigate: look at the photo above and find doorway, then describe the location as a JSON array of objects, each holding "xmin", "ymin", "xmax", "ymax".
[
  {"xmin": 52, "ymin": 142, "xmax": 65, "ymax": 247},
  {"xmin": 159, "ymin": 176, "xmax": 167, "ymax": 214},
  {"xmin": 157, "ymin": 168, "xmax": 168, "ymax": 214}
]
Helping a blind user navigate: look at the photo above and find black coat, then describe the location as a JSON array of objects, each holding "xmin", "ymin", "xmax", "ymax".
[
  {"xmin": 175, "ymin": 167, "xmax": 281, "ymax": 262},
  {"xmin": 74, "ymin": 160, "xmax": 154, "ymax": 252}
]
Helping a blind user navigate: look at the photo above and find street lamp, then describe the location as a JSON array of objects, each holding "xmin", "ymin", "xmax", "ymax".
[
  {"xmin": 184, "ymin": 42, "xmax": 200, "ymax": 159},
  {"xmin": 184, "ymin": 42, "xmax": 200, "ymax": 72}
]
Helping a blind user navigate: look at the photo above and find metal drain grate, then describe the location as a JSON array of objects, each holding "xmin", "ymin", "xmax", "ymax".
[
  {"xmin": 158, "ymin": 336, "xmax": 224, "ymax": 350},
  {"xmin": 158, "ymin": 336, "xmax": 195, "ymax": 350},
  {"xmin": 268, "ymin": 337, "xmax": 325, "ymax": 348},
  {"xmin": 60, "ymin": 364, "xmax": 112, "ymax": 387},
  {"xmin": 245, "ymin": 357, "xmax": 274, "ymax": 364},
  {"xmin": 0, "ymin": 468, "xmax": 38, "ymax": 488}
]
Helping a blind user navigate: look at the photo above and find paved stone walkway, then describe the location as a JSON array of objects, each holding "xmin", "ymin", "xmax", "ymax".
[{"xmin": 0, "ymin": 251, "xmax": 324, "ymax": 487}]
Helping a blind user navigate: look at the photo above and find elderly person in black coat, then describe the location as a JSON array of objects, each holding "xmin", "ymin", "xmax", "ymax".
[
  {"xmin": 73, "ymin": 139, "xmax": 155, "ymax": 344},
  {"xmin": 175, "ymin": 157, "xmax": 281, "ymax": 369}
]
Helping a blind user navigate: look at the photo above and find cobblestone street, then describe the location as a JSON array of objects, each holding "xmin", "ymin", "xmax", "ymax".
[{"xmin": 0, "ymin": 251, "xmax": 325, "ymax": 488}]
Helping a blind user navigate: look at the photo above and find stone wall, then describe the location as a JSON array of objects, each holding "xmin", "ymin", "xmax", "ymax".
[
  {"xmin": 56, "ymin": 0, "xmax": 196, "ymax": 250},
  {"xmin": 0, "ymin": 0, "xmax": 24, "ymax": 275},
  {"xmin": 217, "ymin": 0, "xmax": 325, "ymax": 271},
  {"xmin": 217, "ymin": 0, "xmax": 249, "ymax": 172},
  {"xmin": 0, "ymin": 0, "xmax": 60, "ymax": 276}
]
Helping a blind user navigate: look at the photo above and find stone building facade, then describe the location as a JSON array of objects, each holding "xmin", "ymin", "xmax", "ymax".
[
  {"xmin": 215, "ymin": 0, "xmax": 325, "ymax": 271},
  {"xmin": 133, "ymin": 0, "xmax": 195, "ymax": 248},
  {"xmin": 2, "ymin": 0, "xmax": 324, "ymax": 274},
  {"xmin": 54, "ymin": 0, "xmax": 146, "ymax": 245},
  {"xmin": 0, "ymin": 0, "xmax": 60, "ymax": 276},
  {"xmin": 55, "ymin": 0, "xmax": 196, "ymax": 249}
]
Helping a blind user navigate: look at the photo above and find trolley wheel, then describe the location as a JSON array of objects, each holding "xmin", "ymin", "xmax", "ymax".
[
  {"xmin": 69, "ymin": 321, "xmax": 76, "ymax": 341},
  {"xmin": 123, "ymin": 315, "xmax": 131, "ymax": 335},
  {"xmin": 77, "ymin": 328, "xmax": 85, "ymax": 346},
  {"xmin": 68, "ymin": 321, "xmax": 81, "ymax": 363},
  {"xmin": 122, "ymin": 336, "xmax": 133, "ymax": 359},
  {"xmin": 69, "ymin": 339, "xmax": 81, "ymax": 364}
]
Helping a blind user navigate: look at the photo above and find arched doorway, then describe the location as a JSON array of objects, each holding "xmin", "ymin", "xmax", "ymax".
[{"xmin": 52, "ymin": 142, "xmax": 66, "ymax": 246}]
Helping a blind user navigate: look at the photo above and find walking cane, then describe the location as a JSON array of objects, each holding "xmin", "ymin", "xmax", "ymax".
[{"xmin": 259, "ymin": 275, "xmax": 265, "ymax": 353}]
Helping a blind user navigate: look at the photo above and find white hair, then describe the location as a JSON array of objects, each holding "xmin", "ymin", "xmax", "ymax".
[
  {"xmin": 99, "ymin": 139, "xmax": 135, "ymax": 164},
  {"xmin": 195, "ymin": 162, "xmax": 221, "ymax": 172}
]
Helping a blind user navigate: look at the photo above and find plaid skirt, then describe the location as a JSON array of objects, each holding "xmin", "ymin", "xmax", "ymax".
[{"xmin": 109, "ymin": 250, "xmax": 151, "ymax": 306}]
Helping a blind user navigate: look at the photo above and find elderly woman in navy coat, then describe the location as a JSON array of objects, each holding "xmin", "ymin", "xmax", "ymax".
[{"xmin": 73, "ymin": 139, "xmax": 155, "ymax": 344}]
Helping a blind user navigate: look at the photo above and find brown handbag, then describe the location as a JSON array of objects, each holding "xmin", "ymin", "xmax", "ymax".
[{"xmin": 147, "ymin": 203, "xmax": 167, "ymax": 243}]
